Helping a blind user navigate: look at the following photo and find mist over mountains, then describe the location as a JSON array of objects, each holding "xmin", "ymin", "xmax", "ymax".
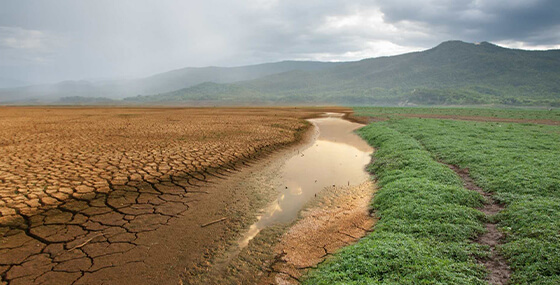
[
  {"xmin": 0, "ymin": 61, "xmax": 338, "ymax": 104},
  {"xmin": 2, "ymin": 41, "xmax": 560, "ymax": 106}
]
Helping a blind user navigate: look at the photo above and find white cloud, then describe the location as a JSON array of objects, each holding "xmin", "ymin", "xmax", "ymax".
[
  {"xmin": 1, "ymin": 27, "xmax": 49, "ymax": 50},
  {"xmin": 496, "ymin": 40, "xmax": 560, "ymax": 50},
  {"xmin": 302, "ymin": 40, "xmax": 423, "ymax": 62},
  {"xmin": 317, "ymin": 8, "xmax": 432, "ymax": 42},
  {"xmin": 0, "ymin": 26, "xmax": 65, "ymax": 65},
  {"xmin": 301, "ymin": 8, "xmax": 426, "ymax": 61}
]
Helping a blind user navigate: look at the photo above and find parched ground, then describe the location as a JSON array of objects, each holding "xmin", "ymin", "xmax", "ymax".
[{"xmin": 0, "ymin": 107, "xmax": 344, "ymax": 285}]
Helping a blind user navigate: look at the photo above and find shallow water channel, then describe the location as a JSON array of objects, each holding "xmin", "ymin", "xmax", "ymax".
[{"xmin": 238, "ymin": 113, "xmax": 373, "ymax": 247}]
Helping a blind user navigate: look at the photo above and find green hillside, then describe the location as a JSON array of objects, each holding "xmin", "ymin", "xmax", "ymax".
[
  {"xmin": 127, "ymin": 41, "xmax": 560, "ymax": 106},
  {"xmin": 123, "ymin": 82, "xmax": 263, "ymax": 104}
]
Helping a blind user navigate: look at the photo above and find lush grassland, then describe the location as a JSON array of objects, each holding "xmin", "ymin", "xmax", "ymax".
[
  {"xmin": 354, "ymin": 106, "xmax": 560, "ymax": 121},
  {"xmin": 306, "ymin": 117, "xmax": 560, "ymax": 284},
  {"xmin": 387, "ymin": 119, "xmax": 560, "ymax": 284}
]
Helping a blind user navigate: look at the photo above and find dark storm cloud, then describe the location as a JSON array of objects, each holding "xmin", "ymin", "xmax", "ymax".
[
  {"xmin": 0, "ymin": 0, "xmax": 559, "ymax": 84},
  {"xmin": 376, "ymin": 0, "xmax": 560, "ymax": 45}
]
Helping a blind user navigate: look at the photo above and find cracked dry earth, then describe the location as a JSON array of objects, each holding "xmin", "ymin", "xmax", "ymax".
[{"xmin": 0, "ymin": 107, "xmax": 330, "ymax": 285}]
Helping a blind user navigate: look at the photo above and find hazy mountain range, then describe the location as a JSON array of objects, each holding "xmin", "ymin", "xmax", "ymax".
[
  {"xmin": 2, "ymin": 41, "xmax": 560, "ymax": 106},
  {"xmin": 0, "ymin": 61, "xmax": 338, "ymax": 104}
]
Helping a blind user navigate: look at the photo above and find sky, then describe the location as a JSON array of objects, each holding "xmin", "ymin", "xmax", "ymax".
[{"xmin": 1, "ymin": 0, "xmax": 560, "ymax": 85}]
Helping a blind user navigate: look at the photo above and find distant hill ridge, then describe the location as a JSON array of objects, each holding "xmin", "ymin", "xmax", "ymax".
[
  {"xmin": 2, "ymin": 40, "xmax": 560, "ymax": 106},
  {"xmin": 128, "ymin": 40, "xmax": 560, "ymax": 106},
  {"xmin": 0, "ymin": 61, "xmax": 340, "ymax": 103}
]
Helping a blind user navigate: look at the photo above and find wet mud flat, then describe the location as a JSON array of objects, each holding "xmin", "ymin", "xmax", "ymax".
[
  {"xmin": 193, "ymin": 113, "xmax": 376, "ymax": 284},
  {"xmin": 262, "ymin": 180, "xmax": 377, "ymax": 284}
]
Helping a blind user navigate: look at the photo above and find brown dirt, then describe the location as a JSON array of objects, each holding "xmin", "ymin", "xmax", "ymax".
[
  {"xmin": 181, "ymin": 120, "xmax": 320, "ymax": 285},
  {"xmin": 259, "ymin": 181, "xmax": 377, "ymax": 284},
  {"xmin": 355, "ymin": 113, "xmax": 560, "ymax": 125},
  {"xmin": 0, "ymin": 106, "xmax": 352, "ymax": 285},
  {"xmin": 188, "ymin": 182, "xmax": 377, "ymax": 285},
  {"xmin": 447, "ymin": 165, "xmax": 511, "ymax": 285},
  {"xmin": 181, "ymin": 114, "xmax": 376, "ymax": 285}
]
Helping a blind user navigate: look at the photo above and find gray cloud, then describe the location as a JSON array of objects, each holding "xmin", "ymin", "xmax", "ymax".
[
  {"xmin": 376, "ymin": 0, "xmax": 560, "ymax": 44},
  {"xmin": 0, "ymin": 0, "xmax": 559, "ymax": 84}
]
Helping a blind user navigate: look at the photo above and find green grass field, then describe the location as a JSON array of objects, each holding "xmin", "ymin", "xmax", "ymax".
[
  {"xmin": 305, "ymin": 114, "xmax": 560, "ymax": 284},
  {"xmin": 354, "ymin": 106, "xmax": 560, "ymax": 121}
]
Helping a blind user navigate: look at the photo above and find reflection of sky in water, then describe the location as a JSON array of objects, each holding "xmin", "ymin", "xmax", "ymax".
[
  {"xmin": 238, "ymin": 117, "xmax": 373, "ymax": 248},
  {"xmin": 290, "ymin": 187, "xmax": 302, "ymax": 195}
]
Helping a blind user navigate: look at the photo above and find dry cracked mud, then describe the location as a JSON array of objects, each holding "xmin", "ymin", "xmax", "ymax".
[{"xmin": 0, "ymin": 107, "xmax": 351, "ymax": 285}]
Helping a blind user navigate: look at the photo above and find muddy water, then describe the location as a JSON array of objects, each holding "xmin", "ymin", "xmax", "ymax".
[{"xmin": 238, "ymin": 113, "xmax": 373, "ymax": 247}]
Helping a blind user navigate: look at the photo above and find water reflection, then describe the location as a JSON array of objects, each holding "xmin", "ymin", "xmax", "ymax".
[{"xmin": 238, "ymin": 114, "xmax": 373, "ymax": 248}]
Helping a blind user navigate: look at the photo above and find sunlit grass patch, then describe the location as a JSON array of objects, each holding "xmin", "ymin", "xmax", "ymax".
[
  {"xmin": 305, "ymin": 232, "xmax": 487, "ymax": 285},
  {"xmin": 382, "ymin": 118, "xmax": 560, "ymax": 284}
]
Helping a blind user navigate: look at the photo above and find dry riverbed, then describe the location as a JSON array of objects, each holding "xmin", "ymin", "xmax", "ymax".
[
  {"xmin": 189, "ymin": 113, "xmax": 376, "ymax": 284},
  {"xmin": 0, "ymin": 107, "xmax": 374, "ymax": 285}
]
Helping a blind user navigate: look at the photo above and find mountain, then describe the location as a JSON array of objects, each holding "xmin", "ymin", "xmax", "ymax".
[
  {"xmin": 3, "ymin": 41, "xmax": 560, "ymax": 106},
  {"xmin": 56, "ymin": 96, "xmax": 117, "ymax": 105},
  {"xmin": 0, "ymin": 61, "xmax": 339, "ymax": 103},
  {"xmin": 128, "ymin": 41, "xmax": 560, "ymax": 106}
]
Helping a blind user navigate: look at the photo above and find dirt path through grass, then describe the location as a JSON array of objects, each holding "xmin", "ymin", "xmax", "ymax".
[{"xmin": 448, "ymin": 165, "xmax": 511, "ymax": 285}]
